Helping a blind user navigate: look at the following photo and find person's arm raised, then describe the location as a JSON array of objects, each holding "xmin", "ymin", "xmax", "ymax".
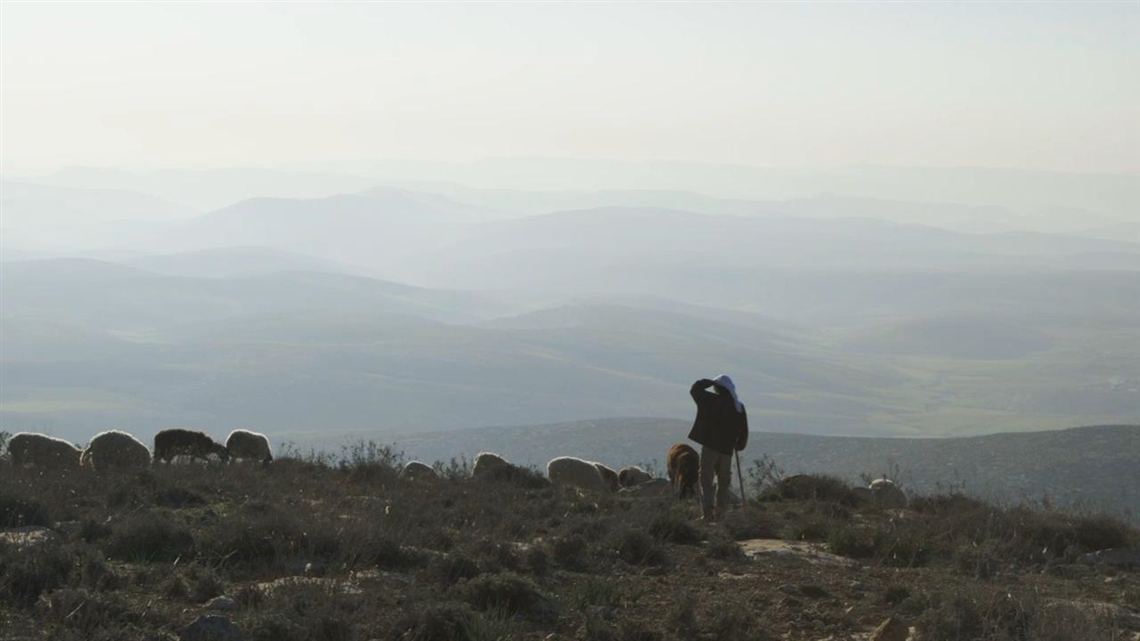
[{"xmin": 691, "ymin": 378, "xmax": 715, "ymax": 403}]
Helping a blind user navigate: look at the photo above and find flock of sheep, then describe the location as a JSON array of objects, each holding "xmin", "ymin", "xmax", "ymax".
[
  {"xmin": 5, "ymin": 428, "xmax": 273, "ymax": 470},
  {"xmin": 405, "ymin": 442, "xmax": 907, "ymax": 508},
  {"xmin": 5, "ymin": 431, "xmax": 906, "ymax": 508}
]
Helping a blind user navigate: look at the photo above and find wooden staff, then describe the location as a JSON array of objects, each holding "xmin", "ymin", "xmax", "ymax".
[{"xmin": 735, "ymin": 450, "xmax": 747, "ymax": 509}]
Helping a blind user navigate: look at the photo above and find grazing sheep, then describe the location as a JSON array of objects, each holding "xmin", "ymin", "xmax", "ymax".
[
  {"xmin": 666, "ymin": 443, "xmax": 700, "ymax": 499},
  {"xmin": 153, "ymin": 429, "xmax": 229, "ymax": 464},
  {"xmin": 548, "ymin": 456, "xmax": 611, "ymax": 493},
  {"xmin": 225, "ymin": 430, "xmax": 273, "ymax": 463},
  {"xmin": 850, "ymin": 486, "xmax": 874, "ymax": 505},
  {"xmin": 594, "ymin": 463, "xmax": 620, "ymax": 492},
  {"xmin": 81, "ymin": 430, "xmax": 151, "ymax": 471},
  {"xmin": 869, "ymin": 478, "xmax": 908, "ymax": 508},
  {"xmin": 399, "ymin": 460, "xmax": 440, "ymax": 482},
  {"xmin": 472, "ymin": 452, "xmax": 511, "ymax": 478},
  {"xmin": 618, "ymin": 466, "xmax": 653, "ymax": 488},
  {"xmin": 7, "ymin": 433, "xmax": 82, "ymax": 468}
]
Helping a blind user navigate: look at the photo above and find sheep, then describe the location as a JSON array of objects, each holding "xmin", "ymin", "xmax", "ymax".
[
  {"xmin": 547, "ymin": 456, "xmax": 612, "ymax": 493},
  {"xmin": 618, "ymin": 466, "xmax": 653, "ymax": 488},
  {"xmin": 81, "ymin": 430, "xmax": 151, "ymax": 471},
  {"xmin": 7, "ymin": 432, "xmax": 82, "ymax": 468},
  {"xmin": 666, "ymin": 442, "xmax": 700, "ymax": 500},
  {"xmin": 594, "ymin": 463, "xmax": 620, "ymax": 492},
  {"xmin": 850, "ymin": 486, "xmax": 874, "ymax": 505},
  {"xmin": 153, "ymin": 429, "xmax": 229, "ymax": 464},
  {"xmin": 869, "ymin": 478, "xmax": 908, "ymax": 508},
  {"xmin": 225, "ymin": 430, "xmax": 273, "ymax": 463},
  {"xmin": 472, "ymin": 452, "xmax": 511, "ymax": 478},
  {"xmin": 399, "ymin": 460, "xmax": 440, "ymax": 482}
]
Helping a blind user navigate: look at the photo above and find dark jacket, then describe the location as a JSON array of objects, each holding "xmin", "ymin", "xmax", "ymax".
[{"xmin": 687, "ymin": 379, "xmax": 749, "ymax": 456}]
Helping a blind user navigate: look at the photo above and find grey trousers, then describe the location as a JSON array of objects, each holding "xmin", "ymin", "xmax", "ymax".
[{"xmin": 699, "ymin": 446, "xmax": 733, "ymax": 518}]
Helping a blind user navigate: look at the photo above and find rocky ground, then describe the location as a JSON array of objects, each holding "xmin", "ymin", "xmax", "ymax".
[{"xmin": 1, "ymin": 446, "xmax": 1138, "ymax": 641}]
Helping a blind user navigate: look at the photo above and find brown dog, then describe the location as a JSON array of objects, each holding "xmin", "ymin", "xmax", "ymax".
[{"xmin": 666, "ymin": 442, "xmax": 700, "ymax": 499}]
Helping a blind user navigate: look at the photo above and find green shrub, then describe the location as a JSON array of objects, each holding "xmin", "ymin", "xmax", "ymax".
[
  {"xmin": 721, "ymin": 507, "xmax": 778, "ymax": 541},
  {"xmin": 0, "ymin": 541, "xmax": 74, "ymax": 607},
  {"xmin": 389, "ymin": 601, "xmax": 475, "ymax": 641},
  {"xmin": 105, "ymin": 512, "xmax": 194, "ymax": 563},
  {"xmin": 613, "ymin": 529, "xmax": 667, "ymax": 567},
  {"xmin": 524, "ymin": 544, "xmax": 550, "ymax": 576},
  {"xmin": 764, "ymin": 474, "xmax": 855, "ymax": 505},
  {"xmin": 461, "ymin": 571, "xmax": 552, "ymax": 619},
  {"xmin": 704, "ymin": 536, "xmax": 745, "ymax": 560},
  {"xmin": 0, "ymin": 494, "xmax": 50, "ymax": 528},
  {"xmin": 553, "ymin": 534, "xmax": 590, "ymax": 571},
  {"xmin": 431, "ymin": 552, "xmax": 482, "ymax": 586},
  {"xmin": 37, "ymin": 588, "xmax": 141, "ymax": 636},
  {"xmin": 649, "ymin": 510, "xmax": 703, "ymax": 545},
  {"xmin": 570, "ymin": 576, "xmax": 624, "ymax": 611}
]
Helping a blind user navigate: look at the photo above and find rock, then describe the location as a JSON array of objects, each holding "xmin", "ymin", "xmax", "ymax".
[
  {"xmin": 54, "ymin": 520, "xmax": 83, "ymax": 535},
  {"xmin": 739, "ymin": 539, "xmax": 857, "ymax": 568},
  {"xmin": 0, "ymin": 526, "xmax": 55, "ymax": 548},
  {"xmin": 205, "ymin": 596, "xmax": 238, "ymax": 612},
  {"xmin": 181, "ymin": 615, "xmax": 243, "ymax": 641},
  {"xmin": 618, "ymin": 478, "xmax": 673, "ymax": 498},
  {"xmin": 870, "ymin": 616, "xmax": 908, "ymax": 641},
  {"xmin": 1080, "ymin": 548, "xmax": 1140, "ymax": 570}
]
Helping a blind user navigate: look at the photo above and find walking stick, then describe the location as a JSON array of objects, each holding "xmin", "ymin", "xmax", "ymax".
[{"xmin": 735, "ymin": 450, "xmax": 747, "ymax": 509}]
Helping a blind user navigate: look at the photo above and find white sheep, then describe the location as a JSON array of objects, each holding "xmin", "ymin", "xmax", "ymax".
[
  {"xmin": 547, "ymin": 456, "xmax": 611, "ymax": 493},
  {"xmin": 7, "ymin": 432, "xmax": 82, "ymax": 468},
  {"xmin": 225, "ymin": 430, "xmax": 273, "ymax": 463},
  {"xmin": 869, "ymin": 478, "xmax": 908, "ymax": 508},
  {"xmin": 472, "ymin": 452, "xmax": 511, "ymax": 478},
  {"xmin": 81, "ymin": 430, "xmax": 152, "ymax": 471},
  {"xmin": 399, "ymin": 461, "xmax": 440, "ymax": 482},
  {"xmin": 618, "ymin": 466, "xmax": 653, "ymax": 488},
  {"xmin": 594, "ymin": 463, "xmax": 620, "ymax": 492}
]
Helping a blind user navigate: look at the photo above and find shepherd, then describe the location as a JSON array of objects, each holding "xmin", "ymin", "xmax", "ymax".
[{"xmin": 688, "ymin": 375, "xmax": 749, "ymax": 521}]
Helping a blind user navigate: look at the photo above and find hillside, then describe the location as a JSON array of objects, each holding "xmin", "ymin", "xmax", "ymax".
[
  {"xmin": 364, "ymin": 422, "xmax": 1140, "ymax": 518},
  {"xmin": 1, "ymin": 447, "xmax": 1137, "ymax": 640},
  {"xmin": 2, "ymin": 256, "xmax": 1136, "ymax": 442}
]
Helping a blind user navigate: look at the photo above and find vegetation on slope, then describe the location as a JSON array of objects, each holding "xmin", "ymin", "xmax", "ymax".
[{"xmin": 0, "ymin": 441, "xmax": 1137, "ymax": 640}]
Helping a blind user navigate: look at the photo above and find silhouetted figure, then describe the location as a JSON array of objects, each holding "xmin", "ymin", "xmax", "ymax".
[{"xmin": 688, "ymin": 375, "xmax": 748, "ymax": 521}]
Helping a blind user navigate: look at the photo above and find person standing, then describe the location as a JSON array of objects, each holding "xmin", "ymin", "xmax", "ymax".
[{"xmin": 688, "ymin": 375, "xmax": 749, "ymax": 521}]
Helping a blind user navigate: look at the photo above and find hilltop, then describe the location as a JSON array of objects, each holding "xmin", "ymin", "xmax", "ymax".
[
  {"xmin": 1, "ymin": 447, "xmax": 1137, "ymax": 641},
  {"xmin": 359, "ymin": 422, "xmax": 1140, "ymax": 518}
]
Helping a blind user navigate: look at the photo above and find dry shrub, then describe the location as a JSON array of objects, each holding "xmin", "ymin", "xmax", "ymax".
[
  {"xmin": 649, "ymin": 509, "xmax": 703, "ymax": 545},
  {"xmin": 105, "ymin": 511, "xmax": 194, "ymax": 563},
  {"xmin": 613, "ymin": 528, "xmax": 667, "ymax": 567},
  {"xmin": 0, "ymin": 540, "xmax": 74, "ymax": 607},
  {"xmin": 461, "ymin": 571, "xmax": 552, "ymax": 620},
  {"xmin": 0, "ymin": 493, "xmax": 51, "ymax": 528}
]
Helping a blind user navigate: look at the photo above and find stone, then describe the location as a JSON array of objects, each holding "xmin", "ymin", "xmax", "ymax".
[
  {"xmin": 739, "ymin": 538, "xmax": 858, "ymax": 568},
  {"xmin": 870, "ymin": 616, "xmax": 908, "ymax": 641},
  {"xmin": 181, "ymin": 615, "xmax": 243, "ymax": 641},
  {"xmin": 204, "ymin": 596, "xmax": 238, "ymax": 611},
  {"xmin": 0, "ymin": 526, "xmax": 55, "ymax": 549},
  {"xmin": 1080, "ymin": 548, "xmax": 1140, "ymax": 570}
]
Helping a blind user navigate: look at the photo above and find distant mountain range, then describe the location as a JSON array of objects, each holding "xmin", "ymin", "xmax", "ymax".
[
  {"xmin": 1, "ymin": 249, "xmax": 1135, "ymax": 442},
  {"xmin": 1, "ymin": 167, "xmax": 1136, "ymax": 451}
]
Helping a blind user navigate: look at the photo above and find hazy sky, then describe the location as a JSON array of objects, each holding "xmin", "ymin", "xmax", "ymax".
[{"xmin": 2, "ymin": 2, "xmax": 1138, "ymax": 174}]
